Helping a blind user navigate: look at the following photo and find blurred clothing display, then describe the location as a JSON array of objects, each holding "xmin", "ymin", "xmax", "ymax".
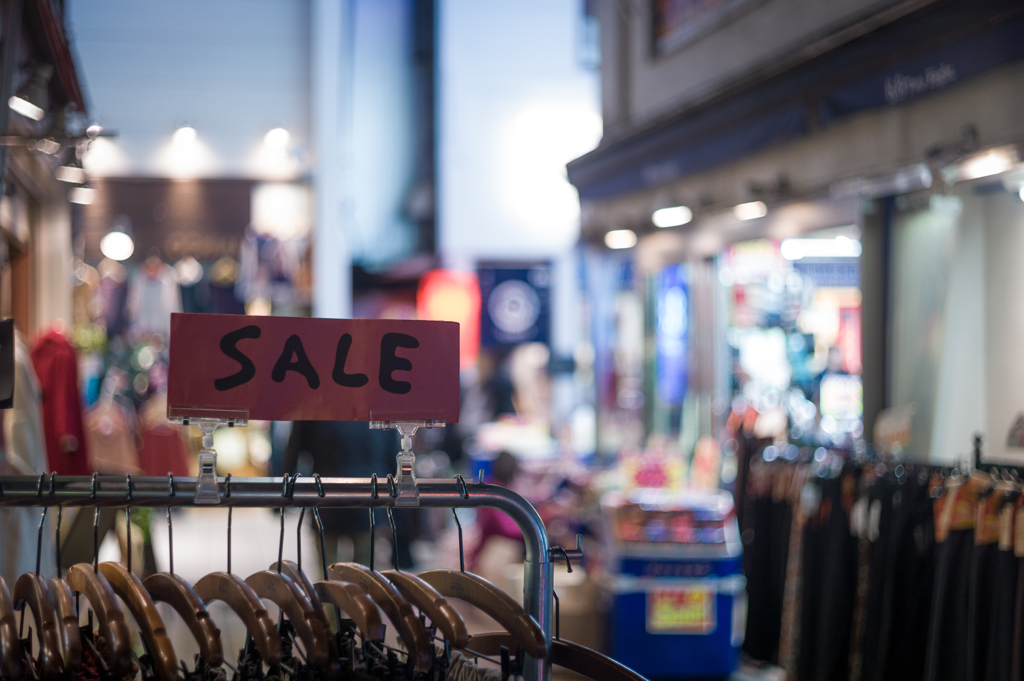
[
  {"xmin": 83, "ymin": 396, "xmax": 141, "ymax": 474},
  {"xmin": 98, "ymin": 258, "xmax": 129, "ymax": 337},
  {"xmin": 138, "ymin": 394, "xmax": 191, "ymax": 477},
  {"xmin": 175, "ymin": 256, "xmax": 209, "ymax": 314},
  {"xmin": 30, "ymin": 326, "xmax": 90, "ymax": 476},
  {"xmin": 237, "ymin": 225, "xmax": 300, "ymax": 306},
  {"xmin": 127, "ymin": 255, "xmax": 181, "ymax": 337},
  {"xmin": 209, "ymin": 256, "xmax": 246, "ymax": 315},
  {"xmin": 1, "ymin": 334, "xmax": 55, "ymax": 585}
]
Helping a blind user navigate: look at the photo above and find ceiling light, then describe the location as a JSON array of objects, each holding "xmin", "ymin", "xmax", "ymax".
[
  {"xmin": 100, "ymin": 231, "xmax": 134, "ymax": 261},
  {"xmin": 959, "ymin": 146, "xmax": 1017, "ymax": 181},
  {"xmin": 173, "ymin": 125, "xmax": 197, "ymax": 147},
  {"xmin": 86, "ymin": 123, "xmax": 102, "ymax": 137},
  {"xmin": 56, "ymin": 165, "xmax": 87, "ymax": 183},
  {"xmin": 33, "ymin": 138, "xmax": 60, "ymax": 155},
  {"xmin": 69, "ymin": 187, "xmax": 95, "ymax": 205},
  {"xmin": 605, "ymin": 229, "xmax": 637, "ymax": 249},
  {"xmin": 652, "ymin": 205, "xmax": 692, "ymax": 228},
  {"xmin": 733, "ymin": 201, "xmax": 767, "ymax": 221},
  {"xmin": 781, "ymin": 236, "xmax": 862, "ymax": 260},
  {"xmin": 264, "ymin": 127, "xmax": 290, "ymax": 149},
  {"xmin": 9, "ymin": 96, "xmax": 43, "ymax": 121}
]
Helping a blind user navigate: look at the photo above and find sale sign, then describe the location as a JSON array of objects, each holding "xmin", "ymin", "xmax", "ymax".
[{"xmin": 167, "ymin": 313, "xmax": 460, "ymax": 423}]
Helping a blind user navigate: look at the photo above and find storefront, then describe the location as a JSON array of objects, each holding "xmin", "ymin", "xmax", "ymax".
[{"xmin": 568, "ymin": 0, "xmax": 1024, "ymax": 676}]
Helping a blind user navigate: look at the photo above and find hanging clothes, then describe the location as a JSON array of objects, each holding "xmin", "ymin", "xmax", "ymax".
[
  {"xmin": 1, "ymin": 334, "xmax": 56, "ymax": 586},
  {"xmin": 30, "ymin": 326, "xmax": 90, "ymax": 476},
  {"xmin": 236, "ymin": 225, "xmax": 300, "ymax": 307},
  {"xmin": 97, "ymin": 258, "xmax": 129, "ymax": 338},
  {"xmin": 175, "ymin": 256, "xmax": 209, "ymax": 314},
  {"xmin": 126, "ymin": 256, "xmax": 181, "ymax": 337}
]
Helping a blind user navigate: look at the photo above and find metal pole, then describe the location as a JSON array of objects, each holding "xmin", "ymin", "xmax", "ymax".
[{"xmin": 0, "ymin": 475, "xmax": 554, "ymax": 680}]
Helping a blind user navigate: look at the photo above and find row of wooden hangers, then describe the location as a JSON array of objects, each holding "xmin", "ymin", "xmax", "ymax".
[{"xmin": 0, "ymin": 472, "xmax": 645, "ymax": 681}]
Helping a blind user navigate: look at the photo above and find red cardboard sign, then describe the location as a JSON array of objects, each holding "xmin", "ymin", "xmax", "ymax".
[{"xmin": 167, "ymin": 313, "xmax": 460, "ymax": 423}]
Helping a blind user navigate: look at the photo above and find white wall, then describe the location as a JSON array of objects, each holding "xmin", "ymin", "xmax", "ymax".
[
  {"xmin": 68, "ymin": 0, "xmax": 311, "ymax": 179},
  {"xmin": 438, "ymin": 0, "xmax": 601, "ymax": 263},
  {"xmin": 984, "ymin": 192, "xmax": 1024, "ymax": 462}
]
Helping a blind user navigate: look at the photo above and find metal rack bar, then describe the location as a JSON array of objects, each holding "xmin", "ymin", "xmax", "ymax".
[{"xmin": 0, "ymin": 475, "xmax": 554, "ymax": 681}]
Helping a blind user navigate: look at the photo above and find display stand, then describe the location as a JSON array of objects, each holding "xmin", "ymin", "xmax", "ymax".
[{"xmin": 0, "ymin": 473, "xmax": 557, "ymax": 681}]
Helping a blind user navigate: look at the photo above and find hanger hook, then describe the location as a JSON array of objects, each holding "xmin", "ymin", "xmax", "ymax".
[
  {"xmin": 451, "ymin": 508, "xmax": 465, "ymax": 573},
  {"xmin": 386, "ymin": 507, "xmax": 399, "ymax": 572},
  {"xmin": 454, "ymin": 474, "xmax": 469, "ymax": 499},
  {"xmin": 369, "ymin": 474, "xmax": 378, "ymax": 571},
  {"xmin": 551, "ymin": 546, "xmax": 572, "ymax": 573},
  {"xmin": 296, "ymin": 506, "xmax": 306, "ymax": 573},
  {"xmin": 91, "ymin": 472, "xmax": 99, "ymax": 499},
  {"xmin": 166, "ymin": 507, "xmax": 174, "ymax": 577},
  {"xmin": 278, "ymin": 473, "xmax": 292, "ymax": 574},
  {"xmin": 311, "ymin": 505, "xmax": 342, "ymax": 633},
  {"xmin": 167, "ymin": 472, "xmax": 176, "ymax": 498},
  {"xmin": 313, "ymin": 473, "xmax": 325, "ymax": 498},
  {"xmin": 386, "ymin": 474, "xmax": 397, "ymax": 498},
  {"xmin": 225, "ymin": 473, "xmax": 233, "ymax": 574},
  {"xmin": 50, "ymin": 474, "xmax": 62, "ymax": 578},
  {"xmin": 93, "ymin": 505, "xmax": 100, "ymax": 574},
  {"xmin": 36, "ymin": 472, "xmax": 45, "ymax": 497},
  {"xmin": 34, "ymin": 507, "xmax": 47, "ymax": 576},
  {"xmin": 125, "ymin": 474, "xmax": 132, "ymax": 576}
]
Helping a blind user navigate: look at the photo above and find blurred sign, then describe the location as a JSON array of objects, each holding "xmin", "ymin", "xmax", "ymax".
[
  {"xmin": 656, "ymin": 264, "xmax": 688, "ymax": 405},
  {"xmin": 0, "ymin": 319, "xmax": 13, "ymax": 409},
  {"xmin": 167, "ymin": 313, "xmax": 460, "ymax": 423},
  {"xmin": 417, "ymin": 269, "xmax": 480, "ymax": 369},
  {"xmin": 647, "ymin": 587, "xmax": 716, "ymax": 634},
  {"xmin": 478, "ymin": 266, "xmax": 550, "ymax": 347},
  {"xmin": 793, "ymin": 260, "xmax": 860, "ymax": 288}
]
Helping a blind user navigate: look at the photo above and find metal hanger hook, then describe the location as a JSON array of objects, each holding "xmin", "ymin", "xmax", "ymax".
[
  {"xmin": 125, "ymin": 473, "xmax": 133, "ymax": 575},
  {"xmin": 34, "ymin": 507, "xmax": 47, "ymax": 576},
  {"xmin": 454, "ymin": 474, "xmax": 469, "ymax": 499},
  {"xmin": 386, "ymin": 507, "xmax": 399, "ymax": 571},
  {"xmin": 277, "ymin": 473, "xmax": 292, "ymax": 574},
  {"xmin": 225, "ymin": 473, "xmax": 233, "ymax": 574},
  {"xmin": 313, "ymin": 473, "xmax": 325, "ymax": 498}
]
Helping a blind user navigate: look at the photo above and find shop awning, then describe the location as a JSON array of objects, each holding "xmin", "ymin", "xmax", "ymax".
[{"xmin": 567, "ymin": 0, "xmax": 1024, "ymax": 201}]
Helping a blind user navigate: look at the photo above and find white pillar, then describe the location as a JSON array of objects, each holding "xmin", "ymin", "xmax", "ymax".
[{"xmin": 311, "ymin": 0, "xmax": 353, "ymax": 319}]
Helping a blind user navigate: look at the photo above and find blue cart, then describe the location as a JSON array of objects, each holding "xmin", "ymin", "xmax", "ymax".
[{"xmin": 602, "ymin": 489, "xmax": 746, "ymax": 679}]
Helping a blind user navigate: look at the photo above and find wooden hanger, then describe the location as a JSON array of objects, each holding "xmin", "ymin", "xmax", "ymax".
[
  {"xmin": 244, "ymin": 570, "xmax": 330, "ymax": 669},
  {"xmin": 97, "ymin": 563, "xmax": 182, "ymax": 681},
  {"xmin": 0, "ymin": 577, "xmax": 23, "ymax": 681},
  {"xmin": 380, "ymin": 570, "xmax": 469, "ymax": 648},
  {"xmin": 418, "ymin": 569, "xmax": 547, "ymax": 659},
  {"xmin": 328, "ymin": 563, "xmax": 432, "ymax": 672},
  {"xmin": 45, "ymin": 577, "xmax": 81, "ymax": 671},
  {"xmin": 267, "ymin": 561, "xmax": 343, "ymax": 681},
  {"xmin": 66, "ymin": 564, "xmax": 134, "ymax": 676},
  {"xmin": 193, "ymin": 573, "xmax": 283, "ymax": 666},
  {"xmin": 470, "ymin": 631, "xmax": 646, "ymax": 681},
  {"xmin": 143, "ymin": 573, "xmax": 224, "ymax": 668},
  {"xmin": 312, "ymin": 581, "xmax": 386, "ymax": 643},
  {"xmin": 12, "ymin": 574, "xmax": 65, "ymax": 680}
]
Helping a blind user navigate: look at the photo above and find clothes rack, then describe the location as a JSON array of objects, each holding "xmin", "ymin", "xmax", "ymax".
[{"xmin": 0, "ymin": 474, "xmax": 563, "ymax": 681}]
